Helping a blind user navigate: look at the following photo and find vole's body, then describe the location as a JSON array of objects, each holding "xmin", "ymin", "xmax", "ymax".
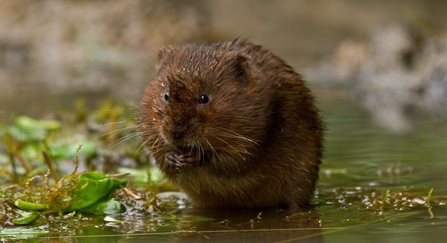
[{"xmin": 138, "ymin": 39, "xmax": 323, "ymax": 209}]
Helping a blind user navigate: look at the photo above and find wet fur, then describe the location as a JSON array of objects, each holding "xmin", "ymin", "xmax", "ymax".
[{"xmin": 138, "ymin": 39, "xmax": 323, "ymax": 209}]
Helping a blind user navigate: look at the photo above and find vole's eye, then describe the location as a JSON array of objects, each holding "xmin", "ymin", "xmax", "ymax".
[
  {"xmin": 164, "ymin": 91, "xmax": 170, "ymax": 102},
  {"xmin": 198, "ymin": 94, "xmax": 209, "ymax": 104}
]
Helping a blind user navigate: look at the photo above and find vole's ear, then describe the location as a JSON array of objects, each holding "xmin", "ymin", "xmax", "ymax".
[
  {"xmin": 158, "ymin": 46, "xmax": 173, "ymax": 61},
  {"xmin": 156, "ymin": 47, "xmax": 174, "ymax": 75},
  {"xmin": 158, "ymin": 47, "xmax": 167, "ymax": 61},
  {"xmin": 232, "ymin": 54, "xmax": 251, "ymax": 84}
]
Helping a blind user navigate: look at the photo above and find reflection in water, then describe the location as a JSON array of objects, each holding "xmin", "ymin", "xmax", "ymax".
[
  {"xmin": 170, "ymin": 208, "xmax": 323, "ymax": 243},
  {"xmin": 320, "ymin": 96, "xmax": 447, "ymax": 192},
  {"xmin": 314, "ymin": 94, "xmax": 447, "ymax": 243}
]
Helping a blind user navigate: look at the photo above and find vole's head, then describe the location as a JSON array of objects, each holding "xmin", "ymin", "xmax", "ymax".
[{"xmin": 138, "ymin": 43, "xmax": 268, "ymax": 157}]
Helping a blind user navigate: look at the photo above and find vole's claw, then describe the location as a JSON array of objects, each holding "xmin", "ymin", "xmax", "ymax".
[{"xmin": 165, "ymin": 150, "xmax": 202, "ymax": 168}]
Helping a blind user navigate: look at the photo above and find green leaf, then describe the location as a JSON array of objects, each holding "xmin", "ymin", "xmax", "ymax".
[
  {"xmin": 0, "ymin": 152, "xmax": 8, "ymax": 164},
  {"xmin": 117, "ymin": 167, "xmax": 163, "ymax": 186},
  {"xmin": 48, "ymin": 141, "xmax": 97, "ymax": 159},
  {"xmin": 5, "ymin": 116, "xmax": 61, "ymax": 142},
  {"xmin": 19, "ymin": 144, "xmax": 41, "ymax": 160},
  {"xmin": 14, "ymin": 116, "xmax": 61, "ymax": 131},
  {"xmin": 64, "ymin": 172, "xmax": 127, "ymax": 213},
  {"xmin": 14, "ymin": 199, "xmax": 48, "ymax": 211},
  {"xmin": 81, "ymin": 198, "xmax": 124, "ymax": 215},
  {"xmin": 11, "ymin": 210, "xmax": 40, "ymax": 225},
  {"xmin": 6, "ymin": 125, "xmax": 47, "ymax": 142},
  {"xmin": 149, "ymin": 166, "xmax": 164, "ymax": 184},
  {"xmin": 0, "ymin": 227, "xmax": 49, "ymax": 237},
  {"xmin": 117, "ymin": 167, "xmax": 148, "ymax": 187}
]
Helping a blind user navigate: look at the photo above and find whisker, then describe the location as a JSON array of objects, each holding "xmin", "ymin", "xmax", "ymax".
[
  {"xmin": 91, "ymin": 120, "xmax": 130, "ymax": 129},
  {"xmin": 91, "ymin": 124, "xmax": 138, "ymax": 141},
  {"xmin": 134, "ymin": 139, "xmax": 147, "ymax": 154},
  {"xmin": 150, "ymin": 105, "xmax": 164, "ymax": 114},
  {"xmin": 138, "ymin": 53, "xmax": 156, "ymax": 73},
  {"xmin": 200, "ymin": 143, "xmax": 204, "ymax": 163},
  {"xmin": 204, "ymin": 138, "xmax": 211, "ymax": 151},
  {"xmin": 149, "ymin": 135, "xmax": 165, "ymax": 151},
  {"xmin": 213, "ymin": 127, "xmax": 259, "ymax": 145},
  {"xmin": 107, "ymin": 132, "xmax": 141, "ymax": 148},
  {"xmin": 205, "ymin": 138, "xmax": 217, "ymax": 161},
  {"xmin": 213, "ymin": 136, "xmax": 251, "ymax": 159}
]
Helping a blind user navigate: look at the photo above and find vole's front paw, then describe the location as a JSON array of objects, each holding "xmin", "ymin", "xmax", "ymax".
[{"xmin": 165, "ymin": 150, "xmax": 201, "ymax": 168}]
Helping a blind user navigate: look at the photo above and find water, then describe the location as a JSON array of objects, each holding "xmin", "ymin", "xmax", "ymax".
[
  {"xmin": 315, "ymin": 93, "xmax": 447, "ymax": 243},
  {"xmin": 15, "ymin": 89, "xmax": 445, "ymax": 242}
]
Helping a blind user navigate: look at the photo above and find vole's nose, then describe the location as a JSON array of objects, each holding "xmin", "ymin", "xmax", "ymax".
[
  {"xmin": 167, "ymin": 120, "xmax": 190, "ymax": 144},
  {"xmin": 171, "ymin": 129, "xmax": 184, "ymax": 141}
]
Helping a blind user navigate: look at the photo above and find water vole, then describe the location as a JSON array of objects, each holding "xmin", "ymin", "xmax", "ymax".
[{"xmin": 138, "ymin": 39, "xmax": 323, "ymax": 209}]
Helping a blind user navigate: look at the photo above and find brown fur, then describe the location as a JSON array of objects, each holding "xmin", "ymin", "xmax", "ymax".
[{"xmin": 138, "ymin": 39, "xmax": 323, "ymax": 210}]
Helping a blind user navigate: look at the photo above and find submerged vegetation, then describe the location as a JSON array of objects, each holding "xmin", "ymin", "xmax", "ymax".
[{"xmin": 0, "ymin": 98, "xmax": 446, "ymax": 241}]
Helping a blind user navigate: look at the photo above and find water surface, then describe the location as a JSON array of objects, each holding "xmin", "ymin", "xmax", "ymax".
[{"xmin": 24, "ymin": 89, "xmax": 447, "ymax": 242}]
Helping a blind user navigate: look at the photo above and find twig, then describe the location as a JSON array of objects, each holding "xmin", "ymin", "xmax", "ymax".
[{"xmin": 42, "ymin": 151, "xmax": 59, "ymax": 182}]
